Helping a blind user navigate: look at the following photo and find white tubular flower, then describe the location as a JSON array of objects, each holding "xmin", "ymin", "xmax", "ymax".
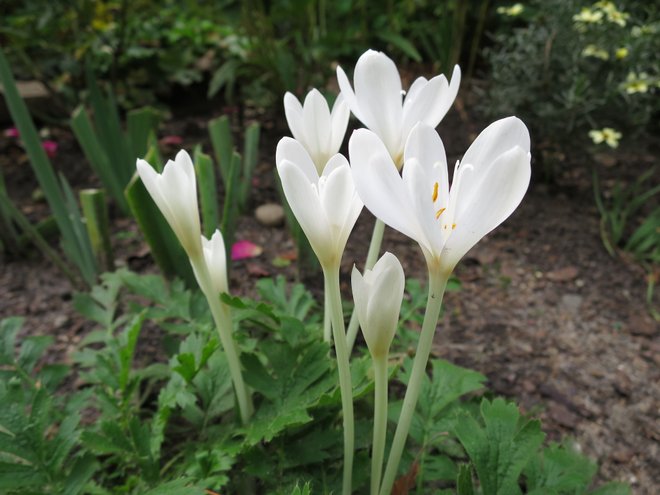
[
  {"xmin": 349, "ymin": 117, "xmax": 531, "ymax": 273},
  {"xmin": 337, "ymin": 49, "xmax": 461, "ymax": 168},
  {"xmin": 284, "ymin": 89, "xmax": 350, "ymax": 174},
  {"xmin": 136, "ymin": 150, "xmax": 202, "ymax": 257},
  {"xmin": 200, "ymin": 229, "xmax": 229, "ymax": 296},
  {"xmin": 276, "ymin": 137, "xmax": 363, "ymax": 269},
  {"xmin": 352, "ymin": 252, "xmax": 405, "ymax": 359}
]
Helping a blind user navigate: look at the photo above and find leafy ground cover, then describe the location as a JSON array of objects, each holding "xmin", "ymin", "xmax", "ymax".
[{"xmin": 0, "ymin": 90, "xmax": 656, "ymax": 492}]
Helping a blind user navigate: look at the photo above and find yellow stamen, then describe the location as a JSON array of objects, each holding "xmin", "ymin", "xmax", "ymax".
[
  {"xmin": 452, "ymin": 223, "xmax": 456, "ymax": 230},
  {"xmin": 432, "ymin": 182, "xmax": 439, "ymax": 202},
  {"xmin": 435, "ymin": 207, "xmax": 446, "ymax": 219}
]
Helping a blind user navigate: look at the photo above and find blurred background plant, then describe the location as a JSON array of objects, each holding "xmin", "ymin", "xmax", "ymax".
[
  {"xmin": 482, "ymin": 0, "xmax": 659, "ymax": 314},
  {"xmin": 483, "ymin": 0, "xmax": 659, "ymax": 162},
  {"xmin": 1, "ymin": 0, "xmax": 489, "ymax": 112}
]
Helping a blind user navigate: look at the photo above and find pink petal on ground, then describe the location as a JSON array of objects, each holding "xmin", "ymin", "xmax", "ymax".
[
  {"xmin": 231, "ymin": 240, "xmax": 263, "ymax": 260},
  {"xmin": 42, "ymin": 140, "xmax": 58, "ymax": 158},
  {"xmin": 4, "ymin": 127, "xmax": 19, "ymax": 138},
  {"xmin": 159, "ymin": 135, "xmax": 184, "ymax": 146}
]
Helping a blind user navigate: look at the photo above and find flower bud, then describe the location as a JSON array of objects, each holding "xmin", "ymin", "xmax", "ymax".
[{"xmin": 352, "ymin": 252, "xmax": 405, "ymax": 358}]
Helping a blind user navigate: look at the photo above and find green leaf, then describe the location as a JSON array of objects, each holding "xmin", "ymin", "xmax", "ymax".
[
  {"xmin": 453, "ymin": 398, "xmax": 545, "ymax": 495},
  {"xmin": 241, "ymin": 338, "xmax": 335, "ymax": 446},
  {"xmin": 193, "ymin": 147, "xmax": 219, "ymax": 238},
  {"xmin": 456, "ymin": 464, "xmax": 475, "ymax": 495},
  {"xmin": 141, "ymin": 478, "xmax": 203, "ymax": 495},
  {"xmin": 525, "ymin": 442, "xmax": 596, "ymax": 494},
  {"xmin": 62, "ymin": 453, "xmax": 99, "ymax": 495}
]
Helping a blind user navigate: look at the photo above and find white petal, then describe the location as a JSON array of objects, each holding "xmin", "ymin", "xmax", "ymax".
[
  {"xmin": 302, "ymin": 89, "xmax": 333, "ymax": 164},
  {"xmin": 351, "ymin": 266, "xmax": 370, "ymax": 339},
  {"xmin": 404, "ymin": 76, "xmax": 429, "ymax": 105},
  {"xmin": 320, "ymin": 156, "xmax": 360, "ymax": 254},
  {"xmin": 283, "ymin": 92, "xmax": 306, "ymax": 144},
  {"xmin": 402, "ymin": 65, "xmax": 461, "ymax": 136},
  {"xmin": 402, "ymin": 158, "xmax": 443, "ymax": 254},
  {"xmin": 202, "ymin": 229, "xmax": 228, "ymax": 295},
  {"xmin": 336, "ymin": 65, "xmax": 365, "ymax": 123},
  {"xmin": 460, "ymin": 115, "xmax": 529, "ymax": 170},
  {"xmin": 442, "ymin": 147, "xmax": 531, "ymax": 269},
  {"xmin": 276, "ymin": 137, "xmax": 319, "ymax": 183},
  {"xmin": 364, "ymin": 252, "xmax": 405, "ymax": 356},
  {"xmin": 352, "ymin": 50, "xmax": 403, "ymax": 157},
  {"xmin": 277, "ymin": 160, "xmax": 330, "ymax": 262},
  {"xmin": 329, "ymin": 94, "xmax": 350, "ymax": 153},
  {"xmin": 349, "ymin": 130, "xmax": 419, "ymax": 240}
]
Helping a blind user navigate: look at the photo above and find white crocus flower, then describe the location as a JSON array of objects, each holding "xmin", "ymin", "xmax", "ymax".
[
  {"xmin": 276, "ymin": 137, "xmax": 363, "ymax": 269},
  {"xmin": 136, "ymin": 150, "xmax": 202, "ymax": 258},
  {"xmin": 199, "ymin": 229, "xmax": 229, "ymax": 296},
  {"xmin": 349, "ymin": 117, "xmax": 531, "ymax": 273},
  {"xmin": 337, "ymin": 49, "xmax": 461, "ymax": 168},
  {"xmin": 352, "ymin": 252, "xmax": 405, "ymax": 359},
  {"xmin": 284, "ymin": 89, "xmax": 350, "ymax": 174}
]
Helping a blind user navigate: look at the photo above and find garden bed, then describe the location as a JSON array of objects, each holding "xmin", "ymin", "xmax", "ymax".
[{"xmin": 1, "ymin": 94, "xmax": 657, "ymax": 493}]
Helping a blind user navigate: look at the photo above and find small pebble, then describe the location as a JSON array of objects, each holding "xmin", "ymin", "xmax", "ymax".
[{"xmin": 255, "ymin": 203, "xmax": 285, "ymax": 227}]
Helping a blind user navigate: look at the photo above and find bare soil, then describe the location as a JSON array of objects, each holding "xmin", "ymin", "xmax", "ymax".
[{"xmin": 1, "ymin": 95, "xmax": 657, "ymax": 493}]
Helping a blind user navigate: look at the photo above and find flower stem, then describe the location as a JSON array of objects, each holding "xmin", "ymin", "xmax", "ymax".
[
  {"xmin": 324, "ymin": 265, "xmax": 355, "ymax": 495},
  {"xmin": 346, "ymin": 218, "xmax": 386, "ymax": 351},
  {"xmin": 371, "ymin": 355, "xmax": 389, "ymax": 495},
  {"xmin": 378, "ymin": 266, "xmax": 448, "ymax": 495},
  {"xmin": 324, "ymin": 291, "xmax": 332, "ymax": 342},
  {"xmin": 191, "ymin": 257, "xmax": 253, "ymax": 424}
]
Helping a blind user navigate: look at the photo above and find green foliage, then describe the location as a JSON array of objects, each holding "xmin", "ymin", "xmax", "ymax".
[
  {"xmin": 0, "ymin": 270, "xmax": 629, "ymax": 493},
  {"xmin": 453, "ymin": 398, "xmax": 545, "ymax": 494},
  {"xmin": 483, "ymin": 0, "xmax": 659, "ymax": 155},
  {"xmin": 0, "ymin": 317, "xmax": 97, "ymax": 494},
  {"xmin": 1, "ymin": 0, "xmax": 230, "ymax": 108},
  {"xmin": 594, "ymin": 167, "xmax": 660, "ymax": 265},
  {"xmin": 0, "ymin": 48, "xmax": 98, "ymax": 286},
  {"xmin": 208, "ymin": 114, "xmax": 261, "ymax": 260},
  {"xmin": 71, "ymin": 70, "xmax": 160, "ymax": 213}
]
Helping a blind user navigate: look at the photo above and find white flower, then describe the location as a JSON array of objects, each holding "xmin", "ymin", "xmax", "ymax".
[
  {"xmin": 199, "ymin": 230, "xmax": 229, "ymax": 296},
  {"xmin": 352, "ymin": 252, "xmax": 405, "ymax": 359},
  {"xmin": 284, "ymin": 89, "xmax": 350, "ymax": 174},
  {"xmin": 349, "ymin": 117, "xmax": 531, "ymax": 272},
  {"xmin": 136, "ymin": 150, "xmax": 202, "ymax": 257},
  {"xmin": 276, "ymin": 138, "xmax": 363, "ymax": 268},
  {"xmin": 337, "ymin": 49, "xmax": 461, "ymax": 168}
]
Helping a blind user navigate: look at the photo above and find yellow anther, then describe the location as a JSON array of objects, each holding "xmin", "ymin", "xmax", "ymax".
[
  {"xmin": 432, "ymin": 182, "xmax": 439, "ymax": 202},
  {"xmin": 435, "ymin": 207, "xmax": 446, "ymax": 219},
  {"xmin": 452, "ymin": 223, "xmax": 457, "ymax": 230}
]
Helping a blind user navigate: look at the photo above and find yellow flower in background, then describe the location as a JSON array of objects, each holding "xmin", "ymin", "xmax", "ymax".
[
  {"xmin": 615, "ymin": 47, "xmax": 629, "ymax": 60},
  {"xmin": 573, "ymin": 8, "xmax": 603, "ymax": 24},
  {"xmin": 623, "ymin": 72, "xmax": 650, "ymax": 94},
  {"xmin": 497, "ymin": 3, "xmax": 524, "ymax": 16},
  {"xmin": 607, "ymin": 9, "xmax": 629, "ymax": 27},
  {"xmin": 582, "ymin": 45, "xmax": 609, "ymax": 60},
  {"xmin": 589, "ymin": 128, "xmax": 622, "ymax": 148}
]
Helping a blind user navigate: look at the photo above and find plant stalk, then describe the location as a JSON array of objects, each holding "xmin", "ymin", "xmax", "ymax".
[
  {"xmin": 371, "ymin": 355, "xmax": 389, "ymax": 495},
  {"xmin": 379, "ymin": 264, "xmax": 448, "ymax": 495},
  {"xmin": 323, "ymin": 290, "xmax": 332, "ymax": 342},
  {"xmin": 191, "ymin": 256, "xmax": 253, "ymax": 424},
  {"xmin": 346, "ymin": 218, "xmax": 386, "ymax": 351},
  {"xmin": 323, "ymin": 265, "xmax": 355, "ymax": 495}
]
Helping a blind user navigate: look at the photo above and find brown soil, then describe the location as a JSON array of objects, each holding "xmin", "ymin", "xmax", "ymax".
[{"xmin": 1, "ymin": 95, "xmax": 657, "ymax": 493}]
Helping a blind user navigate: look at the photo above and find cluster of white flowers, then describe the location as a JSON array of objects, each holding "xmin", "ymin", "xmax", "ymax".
[{"xmin": 134, "ymin": 48, "xmax": 532, "ymax": 495}]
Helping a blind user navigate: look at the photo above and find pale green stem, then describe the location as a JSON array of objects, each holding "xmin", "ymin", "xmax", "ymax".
[
  {"xmin": 323, "ymin": 291, "xmax": 332, "ymax": 342},
  {"xmin": 190, "ymin": 256, "xmax": 254, "ymax": 424},
  {"xmin": 371, "ymin": 355, "xmax": 389, "ymax": 495},
  {"xmin": 346, "ymin": 218, "xmax": 386, "ymax": 351},
  {"xmin": 323, "ymin": 265, "xmax": 355, "ymax": 495},
  {"xmin": 379, "ymin": 266, "xmax": 448, "ymax": 495}
]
